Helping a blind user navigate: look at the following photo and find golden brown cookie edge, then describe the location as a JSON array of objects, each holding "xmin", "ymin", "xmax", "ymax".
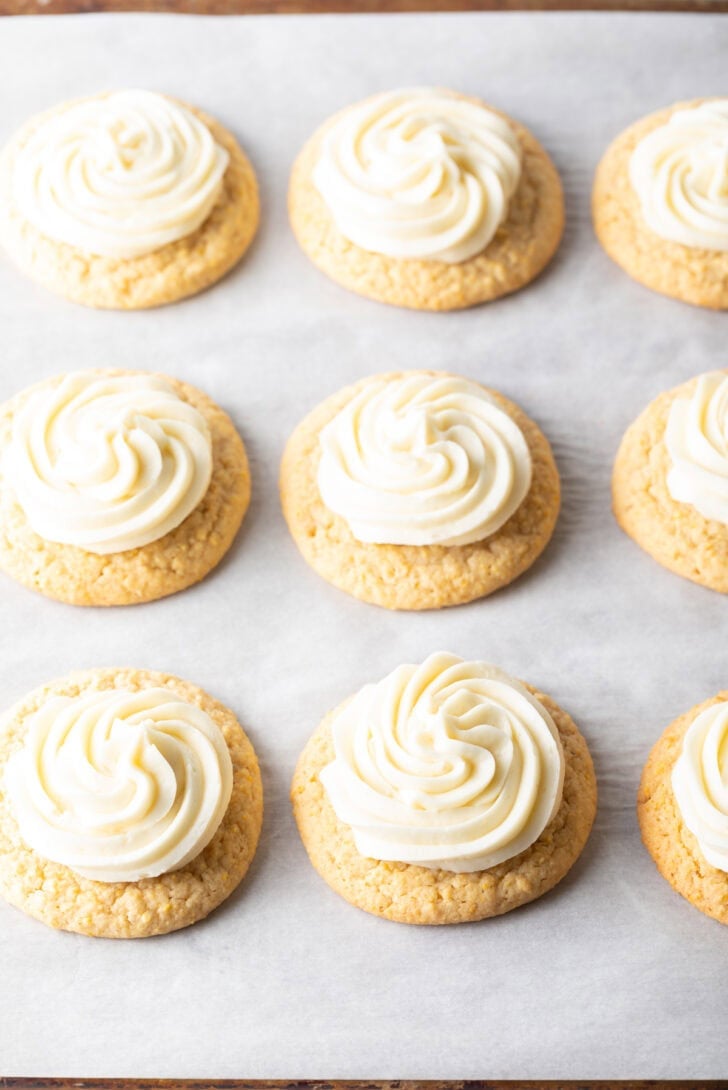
[
  {"xmin": 592, "ymin": 98, "xmax": 728, "ymax": 310},
  {"xmin": 291, "ymin": 683, "xmax": 596, "ymax": 925},
  {"xmin": 637, "ymin": 693, "xmax": 728, "ymax": 926},
  {"xmin": 0, "ymin": 667, "xmax": 263, "ymax": 938},
  {"xmin": 0, "ymin": 96, "xmax": 260, "ymax": 310},
  {"xmin": 611, "ymin": 372, "xmax": 728, "ymax": 594},
  {"xmin": 288, "ymin": 92, "xmax": 565, "ymax": 311},
  {"xmin": 280, "ymin": 370, "xmax": 561, "ymax": 610},
  {"xmin": 0, "ymin": 369, "xmax": 251, "ymax": 606}
]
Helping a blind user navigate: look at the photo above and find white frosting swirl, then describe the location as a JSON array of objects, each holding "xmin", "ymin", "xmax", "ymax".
[
  {"xmin": 320, "ymin": 652, "xmax": 565, "ymax": 872},
  {"xmin": 4, "ymin": 371, "xmax": 213, "ymax": 554},
  {"xmin": 4, "ymin": 687, "xmax": 233, "ymax": 883},
  {"xmin": 11, "ymin": 90, "xmax": 229, "ymax": 259},
  {"xmin": 629, "ymin": 100, "xmax": 728, "ymax": 252},
  {"xmin": 313, "ymin": 88, "xmax": 522, "ymax": 263},
  {"xmin": 665, "ymin": 371, "xmax": 728, "ymax": 525},
  {"xmin": 317, "ymin": 373, "xmax": 532, "ymax": 547},
  {"xmin": 672, "ymin": 701, "xmax": 728, "ymax": 872}
]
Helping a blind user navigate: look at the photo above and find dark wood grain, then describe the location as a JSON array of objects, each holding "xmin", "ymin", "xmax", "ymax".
[
  {"xmin": 2, "ymin": 1080, "xmax": 727, "ymax": 1089},
  {"xmin": 3, "ymin": 0, "xmax": 728, "ymax": 13}
]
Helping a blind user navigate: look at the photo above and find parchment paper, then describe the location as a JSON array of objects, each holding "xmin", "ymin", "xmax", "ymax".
[{"xmin": 0, "ymin": 11, "xmax": 727, "ymax": 1080}]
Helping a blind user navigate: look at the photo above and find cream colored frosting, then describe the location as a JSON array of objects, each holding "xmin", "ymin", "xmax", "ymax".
[
  {"xmin": 665, "ymin": 371, "xmax": 728, "ymax": 525},
  {"xmin": 320, "ymin": 652, "xmax": 564, "ymax": 872},
  {"xmin": 4, "ymin": 688, "xmax": 233, "ymax": 883},
  {"xmin": 629, "ymin": 99, "xmax": 728, "ymax": 252},
  {"xmin": 313, "ymin": 88, "xmax": 522, "ymax": 263},
  {"xmin": 317, "ymin": 373, "xmax": 532, "ymax": 547},
  {"xmin": 4, "ymin": 371, "xmax": 213, "ymax": 554},
  {"xmin": 672, "ymin": 701, "xmax": 728, "ymax": 873},
  {"xmin": 12, "ymin": 90, "xmax": 229, "ymax": 259}
]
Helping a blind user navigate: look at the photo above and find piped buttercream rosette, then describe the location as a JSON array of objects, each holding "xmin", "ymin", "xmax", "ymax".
[
  {"xmin": 630, "ymin": 99, "xmax": 728, "ymax": 252},
  {"xmin": 4, "ymin": 371, "xmax": 213, "ymax": 555},
  {"xmin": 313, "ymin": 88, "xmax": 522, "ymax": 264},
  {"xmin": 320, "ymin": 652, "xmax": 565, "ymax": 872},
  {"xmin": 4, "ymin": 687, "xmax": 233, "ymax": 884},
  {"xmin": 11, "ymin": 90, "xmax": 229, "ymax": 259},
  {"xmin": 317, "ymin": 373, "xmax": 532, "ymax": 547}
]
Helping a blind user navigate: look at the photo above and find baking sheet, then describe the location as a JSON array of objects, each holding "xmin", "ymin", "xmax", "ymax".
[{"xmin": 0, "ymin": 10, "xmax": 727, "ymax": 1080}]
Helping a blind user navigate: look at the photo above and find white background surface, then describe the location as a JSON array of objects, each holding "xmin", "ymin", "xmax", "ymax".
[{"xmin": 0, "ymin": 10, "xmax": 727, "ymax": 1080}]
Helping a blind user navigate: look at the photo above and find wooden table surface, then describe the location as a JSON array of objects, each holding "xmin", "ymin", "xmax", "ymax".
[{"xmin": 1, "ymin": 1078, "xmax": 725, "ymax": 1088}]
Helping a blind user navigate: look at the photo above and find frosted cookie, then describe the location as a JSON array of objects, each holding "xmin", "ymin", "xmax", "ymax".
[
  {"xmin": 0, "ymin": 90, "xmax": 259, "ymax": 309},
  {"xmin": 291, "ymin": 652, "xmax": 596, "ymax": 924},
  {"xmin": 639, "ymin": 694, "xmax": 728, "ymax": 925},
  {"xmin": 0, "ymin": 369, "xmax": 250, "ymax": 606},
  {"xmin": 613, "ymin": 371, "xmax": 728, "ymax": 592},
  {"xmin": 280, "ymin": 371, "xmax": 560, "ymax": 610},
  {"xmin": 288, "ymin": 88, "xmax": 564, "ymax": 310},
  {"xmin": 593, "ymin": 99, "xmax": 728, "ymax": 309},
  {"xmin": 0, "ymin": 668, "xmax": 263, "ymax": 938}
]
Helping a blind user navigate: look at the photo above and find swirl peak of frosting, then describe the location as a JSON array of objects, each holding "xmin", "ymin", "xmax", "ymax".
[
  {"xmin": 4, "ymin": 370, "xmax": 213, "ymax": 554},
  {"xmin": 665, "ymin": 371, "xmax": 728, "ymax": 526},
  {"xmin": 317, "ymin": 373, "xmax": 532, "ymax": 547},
  {"xmin": 320, "ymin": 652, "xmax": 565, "ymax": 872},
  {"xmin": 629, "ymin": 99, "xmax": 728, "ymax": 252},
  {"xmin": 672, "ymin": 700, "xmax": 728, "ymax": 873},
  {"xmin": 11, "ymin": 90, "xmax": 229, "ymax": 259},
  {"xmin": 313, "ymin": 88, "xmax": 522, "ymax": 264},
  {"xmin": 4, "ymin": 687, "xmax": 233, "ymax": 883}
]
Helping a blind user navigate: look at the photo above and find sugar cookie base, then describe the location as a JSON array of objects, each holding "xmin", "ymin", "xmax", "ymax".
[
  {"xmin": 638, "ymin": 694, "xmax": 728, "ymax": 926},
  {"xmin": 280, "ymin": 371, "xmax": 560, "ymax": 610},
  {"xmin": 288, "ymin": 94, "xmax": 564, "ymax": 311},
  {"xmin": 593, "ymin": 99, "xmax": 728, "ymax": 310},
  {"xmin": 612, "ymin": 374, "xmax": 728, "ymax": 593},
  {"xmin": 0, "ymin": 370, "xmax": 250, "ymax": 606},
  {"xmin": 292, "ymin": 684, "xmax": 596, "ymax": 925},
  {"xmin": 0, "ymin": 668, "xmax": 263, "ymax": 938},
  {"xmin": 0, "ymin": 97, "xmax": 260, "ymax": 310}
]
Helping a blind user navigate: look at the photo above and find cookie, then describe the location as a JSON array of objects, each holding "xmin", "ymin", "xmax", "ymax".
[
  {"xmin": 291, "ymin": 653, "xmax": 597, "ymax": 925},
  {"xmin": 593, "ymin": 99, "xmax": 728, "ymax": 309},
  {"xmin": 612, "ymin": 371, "xmax": 728, "ymax": 593},
  {"xmin": 0, "ymin": 91, "xmax": 259, "ymax": 309},
  {"xmin": 280, "ymin": 371, "xmax": 560, "ymax": 610},
  {"xmin": 0, "ymin": 369, "xmax": 250, "ymax": 606},
  {"xmin": 638, "ymin": 694, "xmax": 728, "ymax": 925},
  {"xmin": 289, "ymin": 88, "xmax": 564, "ymax": 310},
  {"xmin": 0, "ymin": 668, "xmax": 263, "ymax": 938}
]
